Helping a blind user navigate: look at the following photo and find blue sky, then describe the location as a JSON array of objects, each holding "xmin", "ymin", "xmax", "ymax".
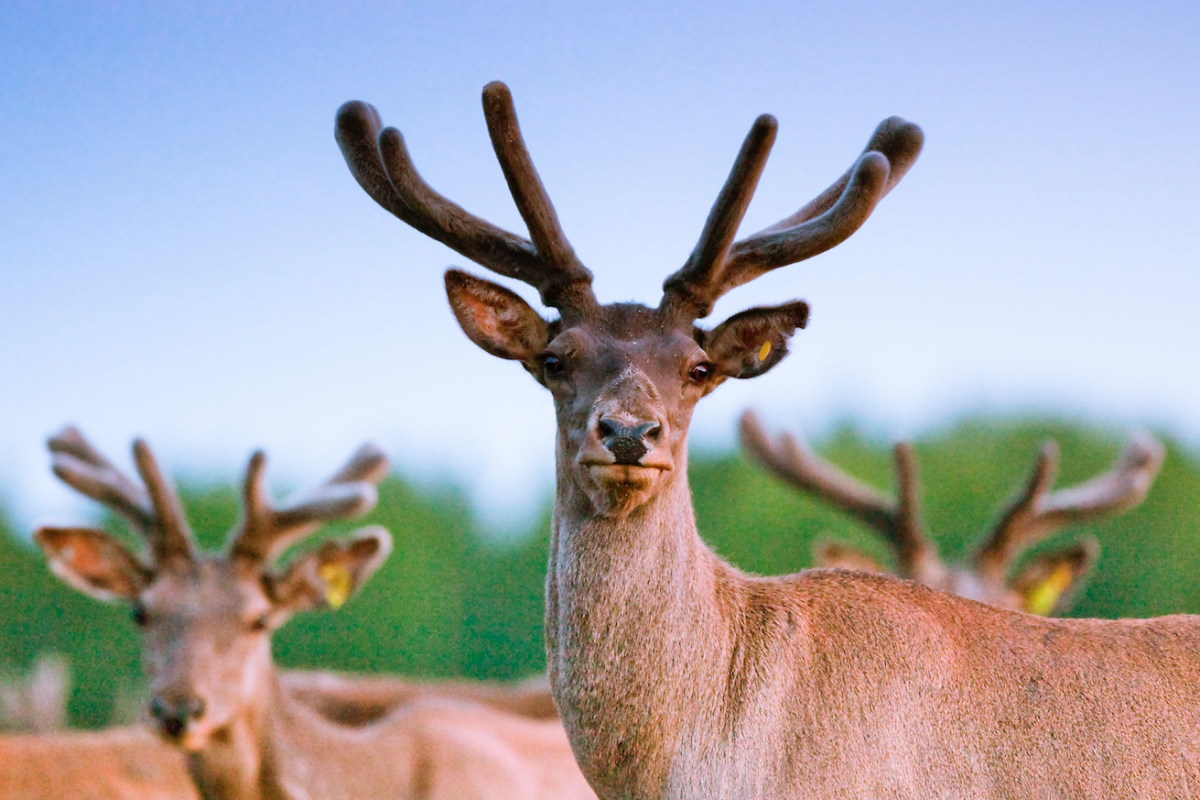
[{"xmin": 2, "ymin": 1, "xmax": 1197, "ymax": 527}]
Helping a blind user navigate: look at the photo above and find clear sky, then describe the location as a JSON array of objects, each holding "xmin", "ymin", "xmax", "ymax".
[{"xmin": 2, "ymin": 0, "xmax": 1197, "ymax": 528}]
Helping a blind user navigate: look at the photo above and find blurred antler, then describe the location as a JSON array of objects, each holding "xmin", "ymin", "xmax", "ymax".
[
  {"xmin": 661, "ymin": 117, "xmax": 923, "ymax": 322},
  {"xmin": 48, "ymin": 427, "xmax": 194, "ymax": 566},
  {"xmin": 972, "ymin": 435, "xmax": 1165, "ymax": 584},
  {"xmin": 228, "ymin": 443, "xmax": 390, "ymax": 563},
  {"xmin": 738, "ymin": 409, "xmax": 945, "ymax": 584}
]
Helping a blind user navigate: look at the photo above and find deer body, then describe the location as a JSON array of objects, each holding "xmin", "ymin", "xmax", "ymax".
[
  {"xmin": 550, "ymin": 462, "xmax": 1200, "ymax": 798},
  {"xmin": 0, "ymin": 725, "xmax": 197, "ymax": 800},
  {"xmin": 336, "ymin": 82, "xmax": 1199, "ymax": 798}
]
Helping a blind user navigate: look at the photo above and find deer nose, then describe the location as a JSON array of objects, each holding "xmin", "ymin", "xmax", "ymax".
[
  {"xmin": 597, "ymin": 417, "xmax": 662, "ymax": 466},
  {"xmin": 150, "ymin": 696, "xmax": 206, "ymax": 739}
]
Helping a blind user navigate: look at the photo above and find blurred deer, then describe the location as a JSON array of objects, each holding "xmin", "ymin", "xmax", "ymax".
[
  {"xmin": 740, "ymin": 410, "xmax": 1165, "ymax": 614},
  {"xmin": 0, "ymin": 725, "xmax": 197, "ymax": 800},
  {"xmin": 0, "ymin": 653, "xmax": 70, "ymax": 732},
  {"xmin": 34, "ymin": 428, "xmax": 595, "ymax": 800},
  {"xmin": 338, "ymin": 81, "xmax": 1200, "ymax": 797}
]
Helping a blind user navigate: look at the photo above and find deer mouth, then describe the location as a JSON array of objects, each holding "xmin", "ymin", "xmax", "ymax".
[{"xmin": 586, "ymin": 463, "xmax": 665, "ymax": 486}]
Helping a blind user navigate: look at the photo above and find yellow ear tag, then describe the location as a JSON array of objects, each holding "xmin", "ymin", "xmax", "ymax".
[
  {"xmin": 757, "ymin": 340, "xmax": 772, "ymax": 362},
  {"xmin": 1024, "ymin": 562, "xmax": 1075, "ymax": 616},
  {"xmin": 318, "ymin": 563, "xmax": 353, "ymax": 609}
]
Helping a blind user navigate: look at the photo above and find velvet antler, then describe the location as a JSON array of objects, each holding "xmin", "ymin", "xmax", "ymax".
[
  {"xmin": 48, "ymin": 427, "xmax": 195, "ymax": 567},
  {"xmin": 228, "ymin": 443, "xmax": 389, "ymax": 563},
  {"xmin": 662, "ymin": 117, "xmax": 924, "ymax": 321},
  {"xmin": 336, "ymin": 82, "xmax": 596, "ymax": 316}
]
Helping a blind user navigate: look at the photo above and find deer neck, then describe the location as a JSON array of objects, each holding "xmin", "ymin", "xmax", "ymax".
[
  {"xmin": 546, "ymin": 442, "xmax": 743, "ymax": 795},
  {"xmin": 185, "ymin": 661, "xmax": 277, "ymax": 800}
]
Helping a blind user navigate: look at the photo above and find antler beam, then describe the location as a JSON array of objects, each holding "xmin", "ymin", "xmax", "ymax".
[
  {"xmin": 48, "ymin": 427, "xmax": 194, "ymax": 566},
  {"xmin": 738, "ymin": 410, "xmax": 943, "ymax": 582},
  {"xmin": 336, "ymin": 83, "xmax": 596, "ymax": 315}
]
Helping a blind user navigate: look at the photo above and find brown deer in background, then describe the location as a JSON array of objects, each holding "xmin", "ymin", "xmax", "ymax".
[
  {"xmin": 34, "ymin": 428, "xmax": 595, "ymax": 800},
  {"xmin": 338, "ymin": 80, "xmax": 1200, "ymax": 798},
  {"xmin": 0, "ymin": 725, "xmax": 197, "ymax": 800},
  {"xmin": 740, "ymin": 409, "xmax": 1165, "ymax": 614}
]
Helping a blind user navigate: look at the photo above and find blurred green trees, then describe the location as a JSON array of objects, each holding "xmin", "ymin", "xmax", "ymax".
[{"xmin": 2, "ymin": 416, "xmax": 1198, "ymax": 728}]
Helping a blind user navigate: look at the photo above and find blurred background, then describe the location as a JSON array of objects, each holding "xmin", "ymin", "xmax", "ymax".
[{"xmin": 1, "ymin": 0, "xmax": 1197, "ymax": 727}]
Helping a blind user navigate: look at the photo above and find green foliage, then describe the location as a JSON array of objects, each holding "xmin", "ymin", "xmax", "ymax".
[{"xmin": 1, "ymin": 416, "xmax": 1198, "ymax": 728}]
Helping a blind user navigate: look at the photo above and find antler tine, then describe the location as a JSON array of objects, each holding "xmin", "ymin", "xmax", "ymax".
[
  {"xmin": 130, "ymin": 439, "xmax": 196, "ymax": 565},
  {"xmin": 973, "ymin": 435, "xmax": 1166, "ymax": 582},
  {"xmin": 48, "ymin": 427, "xmax": 155, "ymax": 532},
  {"xmin": 337, "ymin": 85, "xmax": 596, "ymax": 315},
  {"xmin": 668, "ymin": 117, "xmax": 923, "ymax": 318},
  {"xmin": 229, "ymin": 444, "xmax": 390, "ymax": 563},
  {"xmin": 738, "ymin": 410, "xmax": 941, "ymax": 580},
  {"xmin": 661, "ymin": 115, "xmax": 778, "ymax": 319},
  {"xmin": 481, "ymin": 82, "xmax": 593, "ymax": 305}
]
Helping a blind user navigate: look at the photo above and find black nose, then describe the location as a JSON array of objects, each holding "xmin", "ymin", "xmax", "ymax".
[
  {"xmin": 150, "ymin": 696, "xmax": 205, "ymax": 739},
  {"xmin": 597, "ymin": 418, "xmax": 661, "ymax": 466}
]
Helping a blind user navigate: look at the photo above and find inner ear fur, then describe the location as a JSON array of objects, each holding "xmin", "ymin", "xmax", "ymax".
[
  {"xmin": 703, "ymin": 301, "xmax": 809, "ymax": 379},
  {"xmin": 34, "ymin": 526, "xmax": 152, "ymax": 601},
  {"xmin": 445, "ymin": 269, "xmax": 550, "ymax": 361}
]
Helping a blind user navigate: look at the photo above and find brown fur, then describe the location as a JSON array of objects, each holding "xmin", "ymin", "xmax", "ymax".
[{"xmin": 0, "ymin": 726, "xmax": 197, "ymax": 800}]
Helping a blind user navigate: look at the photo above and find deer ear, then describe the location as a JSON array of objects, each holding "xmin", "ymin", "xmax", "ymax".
[
  {"xmin": 812, "ymin": 539, "xmax": 886, "ymax": 574},
  {"xmin": 34, "ymin": 527, "xmax": 151, "ymax": 601},
  {"xmin": 704, "ymin": 301, "xmax": 809, "ymax": 379},
  {"xmin": 445, "ymin": 269, "xmax": 550, "ymax": 362},
  {"xmin": 267, "ymin": 527, "xmax": 392, "ymax": 613},
  {"xmin": 1011, "ymin": 539, "xmax": 1097, "ymax": 616}
]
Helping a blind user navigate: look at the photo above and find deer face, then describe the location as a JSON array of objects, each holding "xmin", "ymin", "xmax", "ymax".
[
  {"xmin": 337, "ymin": 82, "xmax": 921, "ymax": 515},
  {"xmin": 133, "ymin": 559, "xmax": 274, "ymax": 749},
  {"xmin": 34, "ymin": 431, "xmax": 391, "ymax": 749},
  {"xmin": 447, "ymin": 271, "xmax": 809, "ymax": 516}
]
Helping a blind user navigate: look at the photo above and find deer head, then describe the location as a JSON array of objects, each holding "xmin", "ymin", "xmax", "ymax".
[
  {"xmin": 739, "ymin": 410, "xmax": 1166, "ymax": 614},
  {"xmin": 336, "ymin": 82, "xmax": 922, "ymax": 518},
  {"xmin": 33, "ymin": 428, "xmax": 391, "ymax": 750}
]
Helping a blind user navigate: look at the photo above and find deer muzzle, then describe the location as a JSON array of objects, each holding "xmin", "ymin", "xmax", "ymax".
[{"xmin": 149, "ymin": 695, "xmax": 206, "ymax": 742}]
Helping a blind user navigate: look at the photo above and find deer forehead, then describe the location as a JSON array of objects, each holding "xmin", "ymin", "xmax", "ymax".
[
  {"xmin": 142, "ymin": 559, "xmax": 270, "ymax": 619},
  {"xmin": 550, "ymin": 315, "xmax": 705, "ymax": 377}
]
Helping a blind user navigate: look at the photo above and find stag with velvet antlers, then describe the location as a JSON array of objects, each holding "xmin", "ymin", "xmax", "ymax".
[
  {"xmin": 34, "ymin": 429, "xmax": 595, "ymax": 800},
  {"xmin": 740, "ymin": 410, "xmax": 1165, "ymax": 615},
  {"xmin": 338, "ymin": 82, "xmax": 1200, "ymax": 798}
]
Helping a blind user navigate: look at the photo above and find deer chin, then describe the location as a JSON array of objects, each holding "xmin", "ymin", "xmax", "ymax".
[
  {"xmin": 156, "ymin": 720, "xmax": 219, "ymax": 753},
  {"xmin": 582, "ymin": 463, "xmax": 666, "ymax": 517}
]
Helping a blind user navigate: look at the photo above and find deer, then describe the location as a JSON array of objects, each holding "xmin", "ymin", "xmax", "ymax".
[
  {"xmin": 337, "ymin": 80, "xmax": 1200, "ymax": 798},
  {"xmin": 739, "ymin": 409, "xmax": 1166, "ymax": 615},
  {"xmin": 0, "ymin": 725, "xmax": 198, "ymax": 800},
  {"xmin": 33, "ymin": 427, "xmax": 597, "ymax": 800}
]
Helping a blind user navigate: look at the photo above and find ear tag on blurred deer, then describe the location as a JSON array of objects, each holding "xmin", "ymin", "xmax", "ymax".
[
  {"xmin": 758, "ymin": 341, "xmax": 772, "ymax": 362},
  {"xmin": 1025, "ymin": 562, "xmax": 1074, "ymax": 616},
  {"xmin": 319, "ymin": 563, "xmax": 353, "ymax": 609}
]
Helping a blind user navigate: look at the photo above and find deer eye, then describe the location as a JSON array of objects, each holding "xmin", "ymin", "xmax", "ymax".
[
  {"xmin": 539, "ymin": 354, "xmax": 565, "ymax": 377},
  {"xmin": 689, "ymin": 363, "xmax": 715, "ymax": 383},
  {"xmin": 130, "ymin": 602, "xmax": 149, "ymax": 627}
]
